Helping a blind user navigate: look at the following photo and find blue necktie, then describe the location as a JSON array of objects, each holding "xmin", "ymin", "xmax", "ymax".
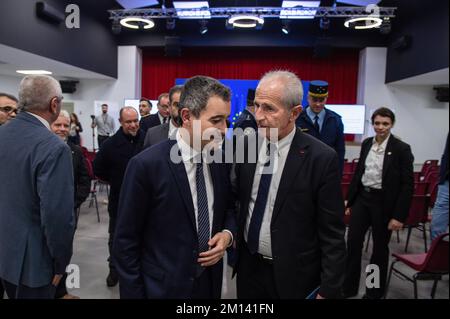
[
  {"xmin": 247, "ymin": 144, "xmax": 276, "ymax": 254},
  {"xmin": 314, "ymin": 115, "xmax": 320, "ymax": 133},
  {"xmin": 196, "ymin": 158, "xmax": 210, "ymax": 253}
]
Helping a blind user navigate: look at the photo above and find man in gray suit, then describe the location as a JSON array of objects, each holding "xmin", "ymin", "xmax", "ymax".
[
  {"xmin": 144, "ymin": 85, "xmax": 183, "ymax": 149},
  {"xmin": 0, "ymin": 75, "xmax": 75, "ymax": 299}
]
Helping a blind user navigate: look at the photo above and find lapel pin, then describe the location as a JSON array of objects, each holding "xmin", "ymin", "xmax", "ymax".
[{"xmin": 299, "ymin": 149, "xmax": 306, "ymax": 156}]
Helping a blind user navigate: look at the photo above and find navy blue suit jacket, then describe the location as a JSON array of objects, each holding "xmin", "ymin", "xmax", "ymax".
[
  {"xmin": 0, "ymin": 112, "xmax": 75, "ymax": 287},
  {"xmin": 296, "ymin": 107, "xmax": 345, "ymax": 174},
  {"xmin": 113, "ymin": 139, "xmax": 235, "ymax": 298}
]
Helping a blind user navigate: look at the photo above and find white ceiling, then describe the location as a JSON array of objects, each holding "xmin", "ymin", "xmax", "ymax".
[
  {"xmin": 389, "ymin": 68, "xmax": 449, "ymax": 86},
  {"xmin": 0, "ymin": 44, "xmax": 115, "ymax": 81}
]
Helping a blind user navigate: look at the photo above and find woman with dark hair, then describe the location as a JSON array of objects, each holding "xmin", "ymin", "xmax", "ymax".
[
  {"xmin": 68, "ymin": 112, "xmax": 83, "ymax": 145},
  {"xmin": 342, "ymin": 107, "xmax": 414, "ymax": 299}
]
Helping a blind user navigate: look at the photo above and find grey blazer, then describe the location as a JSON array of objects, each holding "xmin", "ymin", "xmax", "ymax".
[
  {"xmin": 143, "ymin": 122, "xmax": 170, "ymax": 149},
  {"xmin": 0, "ymin": 112, "xmax": 75, "ymax": 287}
]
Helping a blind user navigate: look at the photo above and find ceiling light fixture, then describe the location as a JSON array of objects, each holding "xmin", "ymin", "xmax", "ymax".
[
  {"xmin": 120, "ymin": 17, "xmax": 155, "ymax": 29},
  {"xmin": 227, "ymin": 15, "xmax": 264, "ymax": 29},
  {"xmin": 16, "ymin": 70, "xmax": 53, "ymax": 75},
  {"xmin": 344, "ymin": 16, "xmax": 383, "ymax": 29}
]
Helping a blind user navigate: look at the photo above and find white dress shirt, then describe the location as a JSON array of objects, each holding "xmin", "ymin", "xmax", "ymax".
[
  {"xmin": 361, "ymin": 134, "xmax": 391, "ymax": 189},
  {"xmin": 27, "ymin": 112, "xmax": 50, "ymax": 131},
  {"xmin": 245, "ymin": 127, "xmax": 296, "ymax": 257},
  {"xmin": 168, "ymin": 120, "xmax": 177, "ymax": 138},
  {"xmin": 158, "ymin": 112, "xmax": 168, "ymax": 125}
]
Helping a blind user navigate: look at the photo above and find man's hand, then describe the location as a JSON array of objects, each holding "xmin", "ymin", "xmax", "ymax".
[
  {"xmin": 388, "ymin": 218, "xmax": 403, "ymax": 231},
  {"xmin": 197, "ymin": 231, "xmax": 232, "ymax": 267},
  {"xmin": 52, "ymin": 274, "xmax": 63, "ymax": 287}
]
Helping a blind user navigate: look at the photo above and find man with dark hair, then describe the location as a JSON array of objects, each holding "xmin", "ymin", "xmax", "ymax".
[
  {"xmin": 296, "ymin": 81, "xmax": 345, "ymax": 175},
  {"xmin": 234, "ymin": 88, "xmax": 257, "ymax": 134},
  {"xmin": 93, "ymin": 107, "xmax": 144, "ymax": 288},
  {"xmin": 91, "ymin": 104, "xmax": 115, "ymax": 149},
  {"xmin": 114, "ymin": 76, "xmax": 235, "ymax": 299},
  {"xmin": 138, "ymin": 98, "xmax": 152, "ymax": 125},
  {"xmin": 140, "ymin": 93, "xmax": 170, "ymax": 134},
  {"xmin": 144, "ymin": 85, "xmax": 183, "ymax": 148},
  {"xmin": 0, "ymin": 93, "xmax": 18, "ymax": 126},
  {"xmin": 0, "ymin": 76, "xmax": 74, "ymax": 299}
]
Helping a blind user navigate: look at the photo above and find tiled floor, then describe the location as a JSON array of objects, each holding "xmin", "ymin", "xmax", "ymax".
[{"xmin": 68, "ymin": 189, "xmax": 448, "ymax": 299}]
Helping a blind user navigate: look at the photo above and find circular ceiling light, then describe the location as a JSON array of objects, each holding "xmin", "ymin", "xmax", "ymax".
[
  {"xmin": 228, "ymin": 15, "xmax": 264, "ymax": 28},
  {"xmin": 344, "ymin": 16, "xmax": 383, "ymax": 30},
  {"xmin": 120, "ymin": 17, "xmax": 155, "ymax": 30}
]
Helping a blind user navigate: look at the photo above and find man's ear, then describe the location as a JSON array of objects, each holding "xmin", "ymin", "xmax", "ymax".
[
  {"xmin": 291, "ymin": 105, "xmax": 303, "ymax": 121},
  {"xmin": 49, "ymin": 97, "xmax": 59, "ymax": 115},
  {"xmin": 180, "ymin": 108, "xmax": 191, "ymax": 127}
]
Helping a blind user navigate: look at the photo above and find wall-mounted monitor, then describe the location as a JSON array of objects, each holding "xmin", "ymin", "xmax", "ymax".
[{"xmin": 326, "ymin": 104, "xmax": 366, "ymax": 135}]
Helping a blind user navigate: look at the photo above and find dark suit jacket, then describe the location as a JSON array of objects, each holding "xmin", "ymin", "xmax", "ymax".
[
  {"xmin": 68, "ymin": 142, "xmax": 91, "ymax": 209},
  {"xmin": 93, "ymin": 128, "xmax": 144, "ymax": 217},
  {"xmin": 113, "ymin": 139, "xmax": 236, "ymax": 298},
  {"xmin": 346, "ymin": 135, "xmax": 414, "ymax": 223},
  {"xmin": 143, "ymin": 122, "xmax": 170, "ymax": 149},
  {"xmin": 140, "ymin": 113, "xmax": 162, "ymax": 135},
  {"xmin": 0, "ymin": 112, "xmax": 74, "ymax": 287},
  {"xmin": 233, "ymin": 129, "xmax": 346, "ymax": 298},
  {"xmin": 297, "ymin": 107, "xmax": 345, "ymax": 175}
]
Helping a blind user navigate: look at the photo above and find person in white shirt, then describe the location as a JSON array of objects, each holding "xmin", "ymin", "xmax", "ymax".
[{"xmin": 343, "ymin": 107, "xmax": 414, "ymax": 299}]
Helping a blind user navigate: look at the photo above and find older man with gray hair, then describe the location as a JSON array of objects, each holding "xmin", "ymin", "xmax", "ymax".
[{"xmin": 0, "ymin": 75, "xmax": 75, "ymax": 299}]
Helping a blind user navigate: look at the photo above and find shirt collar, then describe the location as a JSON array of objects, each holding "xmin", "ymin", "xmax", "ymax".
[
  {"xmin": 372, "ymin": 134, "xmax": 391, "ymax": 149},
  {"xmin": 261, "ymin": 126, "xmax": 296, "ymax": 158},
  {"xmin": 176, "ymin": 129, "xmax": 200, "ymax": 162},
  {"xmin": 306, "ymin": 107, "xmax": 325, "ymax": 122},
  {"xmin": 27, "ymin": 112, "xmax": 51, "ymax": 131}
]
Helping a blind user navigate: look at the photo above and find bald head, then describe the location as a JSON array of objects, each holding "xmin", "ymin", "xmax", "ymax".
[{"xmin": 119, "ymin": 107, "xmax": 139, "ymax": 136}]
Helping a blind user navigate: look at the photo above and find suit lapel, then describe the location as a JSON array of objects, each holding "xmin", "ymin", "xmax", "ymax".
[
  {"xmin": 382, "ymin": 136, "xmax": 395, "ymax": 180},
  {"xmin": 271, "ymin": 129, "xmax": 309, "ymax": 223},
  {"xmin": 208, "ymin": 162, "xmax": 222, "ymax": 234},
  {"xmin": 167, "ymin": 141, "xmax": 196, "ymax": 231}
]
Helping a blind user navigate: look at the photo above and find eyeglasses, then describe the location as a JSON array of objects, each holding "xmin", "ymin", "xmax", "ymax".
[{"xmin": 0, "ymin": 106, "xmax": 18, "ymax": 114}]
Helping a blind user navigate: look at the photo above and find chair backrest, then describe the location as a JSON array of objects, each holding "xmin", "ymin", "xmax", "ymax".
[
  {"xmin": 423, "ymin": 169, "xmax": 440, "ymax": 183},
  {"xmin": 428, "ymin": 182, "xmax": 440, "ymax": 208},
  {"xmin": 341, "ymin": 182, "xmax": 350, "ymax": 199},
  {"xmin": 84, "ymin": 157, "xmax": 96, "ymax": 181},
  {"xmin": 420, "ymin": 159, "xmax": 439, "ymax": 176},
  {"xmin": 421, "ymin": 233, "xmax": 449, "ymax": 273},
  {"xmin": 343, "ymin": 162, "xmax": 353, "ymax": 174},
  {"xmin": 342, "ymin": 173, "xmax": 353, "ymax": 183},
  {"xmin": 351, "ymin": 158, "xmax": 359, "ymax": 172},
  {"xmin": 414, "ymin": 182, "xmax": 429, "ymax": 195},
  {"xmin": 405, "ymin": 195, "xmax": 430, "ymax": 226}
]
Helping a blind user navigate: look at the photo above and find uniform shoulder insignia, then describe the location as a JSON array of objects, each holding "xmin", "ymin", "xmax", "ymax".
[{"xmin": 301, "ymin": 128, "xmax": 309, "ymax": 132}]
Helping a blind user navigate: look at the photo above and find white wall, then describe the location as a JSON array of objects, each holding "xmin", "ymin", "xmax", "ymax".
[
  {"xmin": 64, "ymin": 46, "xmax": 142, "ymax": 151},
  {"xmin": 0, "ymin": 74, "xmax": 21, "ymax": 97},
  {"xmin": 354, "ymin": 47, "xmax": 449, "ymax": 166}
]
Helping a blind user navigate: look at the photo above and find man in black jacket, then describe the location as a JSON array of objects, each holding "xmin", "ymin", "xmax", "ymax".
[
  {"xmin": 51, "ymin": 110, "xmax": 91, "ymax": 298},
  {"xmin": 93, "ymin": 107, "xmax": 144, "ymax": 287}
]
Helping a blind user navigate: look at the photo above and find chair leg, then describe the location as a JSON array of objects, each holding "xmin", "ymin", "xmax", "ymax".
[
  {"xmin": 94, "ymin": 194, "xmax": 100, "ymax": 223},
  {"xmin": 405, "ymin": 227, "xmax": 413, "ymax": 253},
  {"xmin": 384, "ymin": 260, "xmax": 397, "ymax": 299},
  {"xmin": 365, "ymin": 229, "xmax": 372, "ymax": 253},
  {"xmin": 422, "ymin": 223, "xmax": 428, "ymax": 252},
  {"xmin": 431, "ymin": 279, "xmax": 438, "ymax": 299},
  {"xmin": 413, "ymin": 275, "xmax": 418, "ymax": 299}
]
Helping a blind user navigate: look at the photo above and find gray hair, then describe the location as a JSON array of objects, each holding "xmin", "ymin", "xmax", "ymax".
[
  {"xmin": 59, "ymin": 110, "xmax": 70, "ymax": 120},
  {"xmin": 169, "ymin": 85, "xmax": 183, "ymax": 105},
  {"xmin": 257, "ymin": 70, "xmax": 303, "ymax": 109},
  {"xmin": 178, "ymin": 76, "xmax": 231, "ymax": 117},
  {"xmin": 18, "ymin": 75, "xmax": 62, "ymax": 112}
]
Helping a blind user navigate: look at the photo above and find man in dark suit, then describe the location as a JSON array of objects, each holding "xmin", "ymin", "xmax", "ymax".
[
  {"xmin": 93, "ymin": 107, "xmax": 144, "ymax": 287},
  {"xmin": 144, "ymin": 85, "xmax": 183, "ymax": 149},
  {"xmin": 138, "ymin": 98, "xmax": 152, "ymax": 127},
  {"xmin": 296, "ymin": 81, "xmax": 345, "ymax": 175},
  {"xmin": 113, "ymin": 76, "xmax": 235, "ymax": 299},
  {"xmin": 0, "ymin": 75, "xmax": 74, "ymax": 299},
  {"xmin": 51, "ymin": 110, "xmax": 91, "ymax": 299},
  {"xmin": 233, "ymin": 71, "xmax": 346, "ymax": 299},
  {"xmin": 140, "ymin": 93, "xmax": 170, "ymax": 135},
  {"xmin": 234, "ymin": 88, "xmax": 257, "ymax": 134},
  {"xmin": 0, "ymin": 92, "xmax": 18, "ymax": 299},
  {"xmin": 343, "ymin": 107, "xmax": 414, "ymax": 299}
]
